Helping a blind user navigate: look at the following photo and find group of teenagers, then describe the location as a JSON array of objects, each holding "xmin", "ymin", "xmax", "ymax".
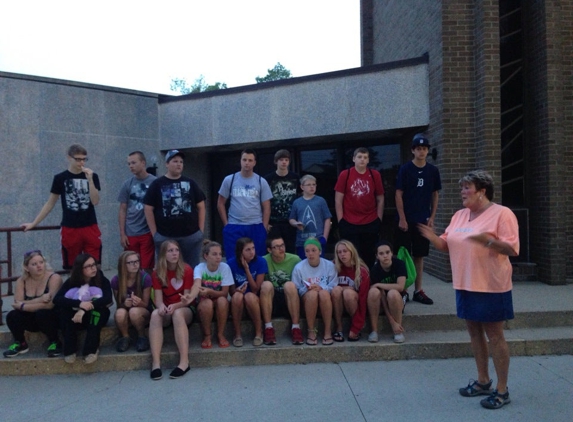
[{"xmin": 6, "ymin": 136, "xmax": 519, "ymax": 409}]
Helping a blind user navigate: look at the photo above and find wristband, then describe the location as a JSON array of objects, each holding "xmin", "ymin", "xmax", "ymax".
[
  {"xmin": 485, "ymin": 239, "xmax": 494, "ymax": 248},
  {"xmin": 20, "ymin": 302, "xmax": 25, "ymax": 310}
]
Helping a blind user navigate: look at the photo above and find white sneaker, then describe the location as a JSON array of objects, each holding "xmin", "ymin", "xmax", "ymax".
[
  {"xmin": 368, "ymin": 331, "xmax": 379, "ymax": 343},
  {"xmin": 84, "ymin": 350, "xmax": 99, "ymax": 364},
  {"xmin": 393, "ymin": 333, "xmax": 405, "ymax": 343},
  {"xmin": 64, "ymin": 353, "xmax": 76, "ymax": 364}
]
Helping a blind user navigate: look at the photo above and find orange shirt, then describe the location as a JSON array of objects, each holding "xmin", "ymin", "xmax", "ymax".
[{"xmin": 440, "ymin": 204, "xmax": 519, "ymax": 293}]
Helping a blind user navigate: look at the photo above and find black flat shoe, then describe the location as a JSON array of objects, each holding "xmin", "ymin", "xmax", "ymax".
[
  {"xmin": 150, "ymin": 368, "xmax": 163, "ymax": 380},
  {"xmin": 169, "ymin": 366, "xmax": 190, "ymax": 379}
]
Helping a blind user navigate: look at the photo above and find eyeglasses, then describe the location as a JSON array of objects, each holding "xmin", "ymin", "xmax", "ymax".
[
  {"xmin": 71, "ymin": 156, "xmax": 88, "ymax": 162},
  {"xmin": 83, "ymin": 262, "xmax": 97, "ymax": 269},
  {"xmin": 126, "ymin": 260, "xmax": 140, "ymax": 265},
  {"xmin": 302, "ymin": 183, "xmax": 316, "ymax": 187},
  {"xmin": 24, "ymin": 249, "xmax": 42, "ymax": 258},
  {"xmin": 272, "ymin": 244, "xmax": 286, "ymax": 249}
]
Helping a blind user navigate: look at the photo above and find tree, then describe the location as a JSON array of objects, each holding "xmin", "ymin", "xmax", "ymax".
[
  {"xmin": 170, "ymin": 75, "xmax": 227, "ymax": 95},
  {"xmin": 255, "ymin": 62, "xmax": 292, "ymax": 84}
]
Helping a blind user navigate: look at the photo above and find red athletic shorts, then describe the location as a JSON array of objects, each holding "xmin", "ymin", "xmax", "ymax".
[
  {"xmin": 60, "ymin": 224, "xmax": 102, "ymax": 269},
  {"xmin": 126, "ymin": 233, "xmax": 155, "ymax": 270}
]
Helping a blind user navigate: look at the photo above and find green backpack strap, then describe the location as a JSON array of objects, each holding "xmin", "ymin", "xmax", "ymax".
[{"xmin": 396, "ymin": 246, "xmax": 416, "ymax": 290}]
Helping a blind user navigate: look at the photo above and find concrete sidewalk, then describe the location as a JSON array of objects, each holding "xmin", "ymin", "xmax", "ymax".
[{"xmin": 1, "ymin": 355, "xmax": 572, "ymax": 422}]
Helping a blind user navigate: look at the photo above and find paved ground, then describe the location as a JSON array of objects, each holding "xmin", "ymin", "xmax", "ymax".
[{"xmin": 1, "ymin": 354, "xmax": 572, "ymax": 421}]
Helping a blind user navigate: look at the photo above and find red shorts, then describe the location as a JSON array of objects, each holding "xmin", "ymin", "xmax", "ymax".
[
  {"xmin": 60, "ymin": 225, "xmax": 102, "ymax": 269},
  {"xmin": 126, "ymin": 233, "xmax": 155, "ymax": 270}
]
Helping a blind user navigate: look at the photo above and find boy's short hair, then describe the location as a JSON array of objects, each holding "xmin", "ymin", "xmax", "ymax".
[
  {"xmin": 266, "ymin": 235, "xmax": 284, "ymax": 250},
  {"xmin": 241, "ymin": 148, "xmax": 257, "ymax": 160},
  {"xmin": 353, "ymin": 147, "xmax": 369, "ymax": 158},
  {"xmin": 128, "ymin": 151, "xmax": 146, "ymax": 163},
  {"xmin": 67, "ymin": 144, "xmax": 87, "ymax": 157},
  {"xmin": 300, "ymin": 174, "xmax": 316, "ymax": 185},
  {"xmin": 274, "ymin": 149, "xmax": 291, "ymax": 164}
]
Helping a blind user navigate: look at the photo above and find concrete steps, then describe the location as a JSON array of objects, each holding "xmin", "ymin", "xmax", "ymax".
[{"xmin": 1, "ymin": 310, "xmax": 572, "ymax": 376}]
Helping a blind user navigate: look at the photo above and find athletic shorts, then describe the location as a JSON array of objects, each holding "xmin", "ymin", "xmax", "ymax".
[
  {"xmin": 456, "ymin": 289, "xmax": 514, "ymax": 322},
  {"xmin": 126, "ymin": 233, "xmax": 155, "ymax": 270},
  {"xmin": 394, "ymin": 222, "xmax": 430, "ymax": 257},
  {"xmin": 61, "ymin": 224, "xmax": 102, "ymax": 269}
]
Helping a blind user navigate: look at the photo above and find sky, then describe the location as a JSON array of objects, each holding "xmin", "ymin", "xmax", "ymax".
[{"xmin": 0, "ymin": 1, "xmax": 360, "ymax": 95}]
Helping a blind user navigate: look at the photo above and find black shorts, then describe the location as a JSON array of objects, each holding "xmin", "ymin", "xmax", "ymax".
[
  {"xmin": 271, "ymin": 288, "xmax": 290, "ymax": 319},
  {"xmin": 394, "ymin": 222, "xmax": 430, "ymax": 257}
]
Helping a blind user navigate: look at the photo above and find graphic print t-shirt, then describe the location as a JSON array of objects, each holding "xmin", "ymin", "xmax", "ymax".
[
  {"xmin": 193, "ymin": 262, "xmax": 234, "ymax": 291},
  {"xmin": 152, "ymin": 265, "xmax": 194, "ymax": 307},
  {"xmin": 51, "ymin": 170, "xmax": 100, "ymax": 227},
  {"xmin": 117, "ymin": 174, "xmax": 157, "ymax": 236},
  {"xmin": 289, "ymin": 196, "xmax": 332, "ymax": 247},
  {"xmin": 264, "ymin": 171, "xmax": 300, "ymax": 223},
  {"xmin": 144, "ymin": 175, "xmax": 206, "ymax": 237}
]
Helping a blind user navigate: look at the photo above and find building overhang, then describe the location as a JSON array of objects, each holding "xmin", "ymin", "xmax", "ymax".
[{"xmin": 158, "ymin": 54, "xmax": 429, "ymax": 152}]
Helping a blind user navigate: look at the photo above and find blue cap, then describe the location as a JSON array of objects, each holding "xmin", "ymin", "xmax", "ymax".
[
  {"xmin": 165, "ymin": 150, "xmax": 185, "ymax": 163},
  {"xmin": 412, "ymin": 134, "xmax": 431, "ymax": 148}
]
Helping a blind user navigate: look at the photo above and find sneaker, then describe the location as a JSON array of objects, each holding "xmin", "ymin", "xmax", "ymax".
[
  {"xmin": 393, "ymin": 333, "xmax": 405, "ymax": 343},
  {"xmin": 47, "ymin": 341, "xmax": 62, "ymax": 358},
  {"xmin": 480, "ymin": 389, "xmax": 511, "ymax": 409},
  {"xmin": 412, "ymin": 290, "xmax": 434, "ymax": 305},
  {"xmin": 3, "ymin": 341, "xmax": 29, "ymax": 358},
  {"xmin": 136, "ymin": 336, "xmax": 150, "ymax": 352},
  {"xmin": 84, "ymin": 350, "xmax": 99, "ymax": 364},
  {"xmin": 64, "ymin": 353, "xmax": 76, "ymax": 364},
  {"xmin": 116, "ymin": 336, "xmax": 131, "ymax": 353},
  {"xmin": 291, "ymin": 327, "xmax": 304, "ymax": 345},
  {"xmin": 459, "ymin": 379, "xmax": 493, "ymax": 397},
  {"xmin": 263, "ymin": 327, "xmax": 276, "ymax": 345},
  {"xmin": 368, "ymin": 331, "xmax": 379, "ymax": 343}
]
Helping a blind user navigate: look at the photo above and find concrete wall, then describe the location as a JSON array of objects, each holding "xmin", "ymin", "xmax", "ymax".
[
  {"xmin": 158, "ymin": 61, "xmax": 430, "ymax": 150},
  {"xmin": 0, "ymin": 73, "xmax": 159, "ymax": 272}
]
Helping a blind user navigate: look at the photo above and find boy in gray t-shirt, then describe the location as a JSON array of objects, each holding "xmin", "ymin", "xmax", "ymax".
[
  {"xmin": 216, "ymin": 149, "xmax": 272, "ymax": 257},
  {"xmin": 118, "ymin": 151, "xmax": 156, "ymax": 270},
  {"xmin": 289, "ymin": 175, "xmax": 332, "ymax": 260}
]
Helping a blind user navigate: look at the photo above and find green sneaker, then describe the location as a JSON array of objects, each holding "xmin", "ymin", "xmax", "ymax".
[
  {"xmin": 47, "ymin": 341, "xmax": 62, "ymax": 358},
  {"xmin": 3, "ymin": 341, "xmax": 29, "ymax": 358}
]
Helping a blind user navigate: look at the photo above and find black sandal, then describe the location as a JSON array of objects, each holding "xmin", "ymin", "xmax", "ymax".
[{"xmin": 333, "ymin": 331, "xmax": 345, "ymax": 342}]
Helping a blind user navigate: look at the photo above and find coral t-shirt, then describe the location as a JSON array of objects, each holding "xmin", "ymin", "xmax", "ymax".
[{"xmin": 440, "ymin": 204, "xmax": 519, "ymax": 293}]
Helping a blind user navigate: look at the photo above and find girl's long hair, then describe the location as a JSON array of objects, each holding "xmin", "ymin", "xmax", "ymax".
[
  {"xmin": 333, "ymin": 239, "xmax": 368, "ymax": 290},
  {"xmin": 116, "ymin": 251, "xmax": 142, "ymax": 302},
  {"xmin": 235, "ymin": 237, "xmax": 255, "ymax": 263},
  {"xmin": 156, "ymin": 240, "xmax": 185, "ymax": 287},
  {"xmin": 69, "ymin": 253, "xmax": 101, "ymax": 288}
]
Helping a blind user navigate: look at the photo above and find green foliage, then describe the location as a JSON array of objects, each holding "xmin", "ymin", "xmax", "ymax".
[
  {"xmin": 255, "ymin": 62, "xmax": 292, "ymax": 84},
  {"xmin": 170, "ymin": 75, "xmax": 228, "ymax": 95}
]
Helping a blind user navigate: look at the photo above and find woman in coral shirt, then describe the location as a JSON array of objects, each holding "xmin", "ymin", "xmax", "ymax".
[{"xmin": 419, "ymin": 170, "xmax": 519, "ymax": 410}]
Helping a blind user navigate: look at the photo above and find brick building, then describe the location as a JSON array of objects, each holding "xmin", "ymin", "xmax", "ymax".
[{"xmin": 361, "ymin": 0, "xmax": 572, "ymax": 285}]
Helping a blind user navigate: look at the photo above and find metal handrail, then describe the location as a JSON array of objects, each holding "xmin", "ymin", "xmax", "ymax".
[{"xmin": 0, "ymin": 225, "xmax": 68, "ymax": 325}]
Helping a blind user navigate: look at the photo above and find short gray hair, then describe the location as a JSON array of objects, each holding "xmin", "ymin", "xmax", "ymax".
[{"xmin": 459, "ymin": 170, "xmax": 494, "ymax": 200}]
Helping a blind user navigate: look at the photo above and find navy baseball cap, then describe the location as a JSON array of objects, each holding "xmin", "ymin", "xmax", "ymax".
[
  {"xmin": 165, "ymin": 150, "xmax": 185, "ymax": 163},
  {"xmin": 411, "ymin": 134, "xmax": 431, "ymax": 148}
]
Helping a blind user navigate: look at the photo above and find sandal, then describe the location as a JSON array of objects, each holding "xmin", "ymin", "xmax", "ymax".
[
  {"xmin": 459, "ymin": 379, "xmax": 493, "ymax": 397},
  {"xmin": 480, "ymin": 389, "xmax": 511, "ymax": 409},
  {"xmin": 233, "ymin": 337, "xmax": 243, "ymax": 347},
  {"xmin": 201, "ymin": 338, "xmax": 212, "ymax": 349},
  {"xmin": 333, "ymin": 331, "xmax": 345, "ymax": 342},
  {"xmin": 306, "ymin": 328, "xmax": 318, "ymax": 346},
  {"xmin": 322, "ymin": 337, "xmax": 334, "ymax": 346},
  {"xmin": 348, "ymin": 332, "xmax": 361, "ymax": 342}
]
